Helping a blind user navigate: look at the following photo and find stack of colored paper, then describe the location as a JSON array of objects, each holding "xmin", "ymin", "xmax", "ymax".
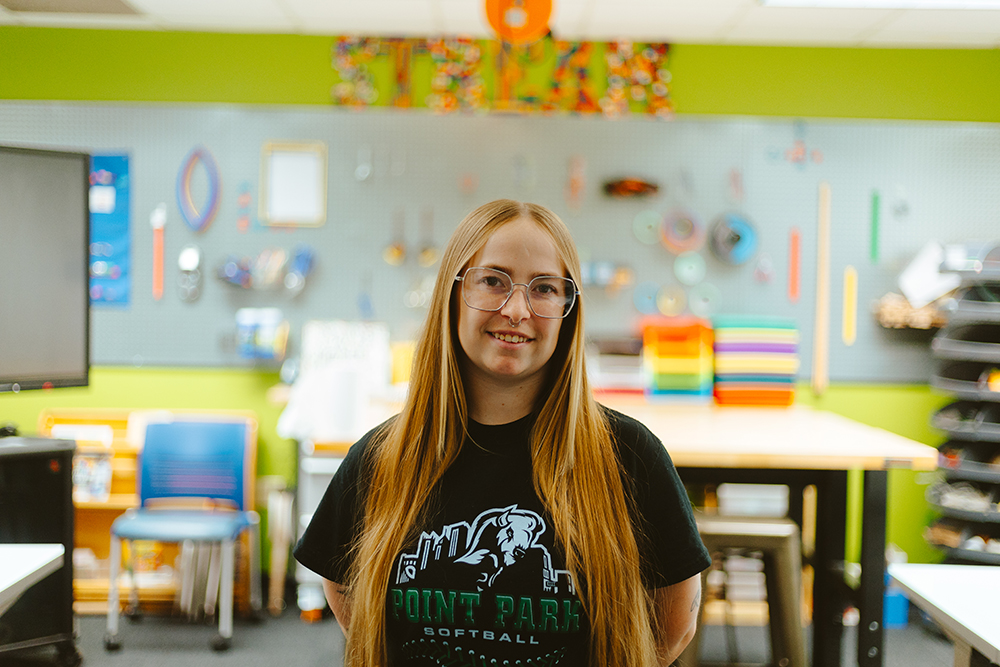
[
  {"xmin": 642, "ymin": 317, "xmax": 714, "ymax": 400},
  {"xmin": 712, "ymin": 315, "xmax": 798, "ymax": 406}
]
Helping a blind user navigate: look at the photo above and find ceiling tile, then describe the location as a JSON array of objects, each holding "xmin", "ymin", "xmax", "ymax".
[
  {"xmin": 1, "ymin": 10, "xmax": 155, "ymax": 27},
  {"xmin": 309, "ymin": 0, "xmax": 437, "ymax": 36},
  {"xmin": 581, "ymin": 0, "xmax": 750, "ymax": 42},
  {"xmin": 129, "ymin": 0, "xmax": 289, "ymax": 21},
  {"xmin": 734, "ymin": 5, "xmax": 896, "ymax": 31},
  {"xmin": 880, "ymin": 7, "xmax": 1000, "ymax": 31},
  {"xmin": 548, "ymin": 0, "xmax": 592, "ymax": 39},
  {"xmin": 437, "ymin": 0, "xmax": 490, "ymax": 35},
  {"xmin": 719, "ymin": 5, "xmax": 899, "ymax": 44},
  {"xmin": 0, "ymin": 0, "xmax": 996, "ymax": 46}
]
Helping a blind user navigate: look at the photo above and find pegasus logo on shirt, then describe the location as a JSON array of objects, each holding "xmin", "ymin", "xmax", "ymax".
[{"xmin": 455, "ymin": 505, "xmax": 545, "ymax": 588}]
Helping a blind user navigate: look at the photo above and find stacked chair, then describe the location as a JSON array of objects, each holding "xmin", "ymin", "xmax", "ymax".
[{"xmin": 104, "ymin": 412, "xmax": 262, "ymax": 652}]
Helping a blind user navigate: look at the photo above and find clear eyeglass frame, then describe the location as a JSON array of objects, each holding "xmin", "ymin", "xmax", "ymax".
[{"xmin": 454, "ymin": 267, "xmax": 580, "ymax": 319}]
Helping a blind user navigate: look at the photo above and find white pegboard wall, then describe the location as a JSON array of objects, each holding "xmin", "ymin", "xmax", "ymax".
[{"xmin": 2, "ymin": 101, "xmax": 1000, "ymax": 380}]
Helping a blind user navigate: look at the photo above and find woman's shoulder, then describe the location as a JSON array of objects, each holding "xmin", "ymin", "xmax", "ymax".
[
  {"xmin": 596, "ymin": 404, "xmax": 667, "ymax": 464},
  {"xmin": 340, "ymin": 414, "xmax": 399, "ymax": 470}
]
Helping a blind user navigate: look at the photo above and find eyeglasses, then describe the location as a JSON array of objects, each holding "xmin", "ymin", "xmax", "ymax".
[{"xmin": 455, "ymin": 267, "xmax": 579, "ymax": 319}]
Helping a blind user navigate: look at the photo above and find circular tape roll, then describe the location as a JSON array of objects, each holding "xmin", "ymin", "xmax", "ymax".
[
  {"xmin": 709, "ymin": 212, "xmax": 758, "ymax": 265},
  {"xmin": 656, "ymin": 285, "xmax": 686, "ymax": 316},
  {"xmin": 632, "ymin": 210, "xmax": 662, "ymax": 245},
  {"xmin": 688, "ymin": 282, "xmax": 722, "ymax": 317},
  {"xmin": 660, "ymin": 209, "xmax": 705, "ymax": 255},
  {"xmin": 674, "ymin": 251, "xmax": 706, "ymax": 286},
  {"xmin": 632, "ymin": 281, "xmax": 660, "ymax": 315}
]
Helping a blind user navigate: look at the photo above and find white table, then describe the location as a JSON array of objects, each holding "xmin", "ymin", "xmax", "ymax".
[
  {"xmin": 0, "ymin": 544, "xmax": 65, "ymax": 617},
  {"xmin": 889, "ymin": 563, "xmax": 1000, "ymax": 667}
]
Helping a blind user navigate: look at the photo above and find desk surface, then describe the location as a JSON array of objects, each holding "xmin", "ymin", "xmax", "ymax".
[
  {"xmin": 0, "ymin": 544, "xmax": 65, "ymax": 617},
  {"xmin": 889, "ymin": 563, "xmax": 1000, "ymax": 665},
  {"xmin": 309, "ymin": 398, "xmax": 939, "ymax": 472},
  {"xmin": 599, "ymin": 399, "xmax": 939, "ymax": 471}
]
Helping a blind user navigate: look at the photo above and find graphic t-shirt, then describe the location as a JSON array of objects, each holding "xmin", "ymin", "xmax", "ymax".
[{"xmin": 294, "ymin": 407, "xmax": 711, "ymax": 667}]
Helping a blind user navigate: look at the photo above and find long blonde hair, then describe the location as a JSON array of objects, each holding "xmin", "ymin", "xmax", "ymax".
[{"xmin": 345, "ymin": 199, "xmax": 659, "ymax": 667}]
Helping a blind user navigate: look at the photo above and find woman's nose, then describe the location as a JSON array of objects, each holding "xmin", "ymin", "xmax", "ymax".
[{"xmin": 501, "ymin": 284, "xmax": 532, "ymax": 320}]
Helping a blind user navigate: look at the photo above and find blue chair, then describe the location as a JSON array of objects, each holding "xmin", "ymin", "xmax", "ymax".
[{"xmin": 104, "ymin": 414, "xmax": 262, "ymax": 652}]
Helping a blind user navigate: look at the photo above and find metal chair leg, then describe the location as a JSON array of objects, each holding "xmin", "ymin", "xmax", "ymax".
[
  {"xmin": 212, "ymin": 537, "xmax": 235, "ymax": 651},
  {"xmin": 179, "ymin": 540, "xmax": 195, "ymax": 617},
  {"xmin": 104, "ymin": 535, "xmax": 122, "ymax": 651},
  {"xmin": 249, "ymin": 513, "xmax": 263, "ymax": 614},
  {"xmin": 205, "ymin": 542, "xmax": 222, "ymax": 618},
  {"xmin": 126, "ymin": 538, "xmax": 142, "ymax": 621}
]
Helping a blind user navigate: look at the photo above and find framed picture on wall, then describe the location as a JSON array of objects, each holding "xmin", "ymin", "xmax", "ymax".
[{"xmin": 259, "ymin": 141, "xmax": 328, "ymax": 227}]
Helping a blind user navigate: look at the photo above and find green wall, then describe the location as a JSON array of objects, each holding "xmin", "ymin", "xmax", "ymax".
[
  {"xmin": 4, "ymin": 27, "xmax": 1000, "ymax": 121},
  {"xmin": 2, "ymin": 26, "xmax": 978, "ymax": 565}
]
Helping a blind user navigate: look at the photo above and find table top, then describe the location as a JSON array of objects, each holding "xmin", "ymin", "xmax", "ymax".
[
  {"xmin": 599, "ymin": 399, "xmax": 939, "ymax": 471},
  {"xmin": 306, "ymin": 394, "xmax": 939, "ymax": 472},
  {"xmin": 889, "ymin": 563, "xmax": 1000, "ymax": 664},
  {"xmin": 0, "ymin": 543, "xmax": 65, "ymax": 617}
]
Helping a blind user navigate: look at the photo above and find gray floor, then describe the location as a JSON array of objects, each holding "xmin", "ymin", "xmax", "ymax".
[{"xmin": 3, "ymin": 606, "xmax": 954, "ymax": 667}]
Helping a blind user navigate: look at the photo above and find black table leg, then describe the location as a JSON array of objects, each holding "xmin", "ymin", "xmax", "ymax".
[
  {"xmin": 858, "ymin": 470, "xmax": 887, "ymax": 667},
  {"xmin": 813, "ymin": 470, "xmax": 848, "ymax": 667}
]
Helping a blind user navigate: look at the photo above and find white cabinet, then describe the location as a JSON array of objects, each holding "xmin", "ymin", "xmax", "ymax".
[{"xmin": 295, "ymin": 441, "xmax": 347, "ymax": 621}]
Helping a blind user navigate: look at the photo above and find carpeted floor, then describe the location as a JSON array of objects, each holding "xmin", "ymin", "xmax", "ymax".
[{"xmin": 3, "ymin": 605, "xmax": 953, "ymax": 667}]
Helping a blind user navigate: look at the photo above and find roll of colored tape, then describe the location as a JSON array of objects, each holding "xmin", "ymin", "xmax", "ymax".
[
  {"xmin": 632, "ymin": 281, "xmax": 660, "ymax": 315},
  {"xmin": 660, "ymin": 209, "xmax": 705, "ymax": 255},
  {"xmin": 656, "ymin": 285, "xmax": 686, "ymax": 316},
  {"xmin": 689, "ymin": 282, "xmax": 722, "ymax": 317},
  {"xmin": 709, "ymin": 212, "xmax": 758, "ymax": 265},
  {"xmin": 674, "ymin": 251, "xmax": 706, "ymax": 286},
  {"xmin": 633, "ymin": 210, "xmax": 662, "ymax": 245}
]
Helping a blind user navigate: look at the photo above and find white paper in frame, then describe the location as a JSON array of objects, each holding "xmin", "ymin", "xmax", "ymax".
[{"xmin": 259, "ymin": 141, "xmax": 328, "ymax": 227}]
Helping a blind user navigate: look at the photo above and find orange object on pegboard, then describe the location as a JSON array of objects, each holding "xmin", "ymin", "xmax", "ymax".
[{"xmin": 484, "ymin": 0, "xmax": 551, "ymax": 45}]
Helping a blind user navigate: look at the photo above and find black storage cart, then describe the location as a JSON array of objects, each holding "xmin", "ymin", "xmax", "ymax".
[{"xmin": 0, "ymin": 437, "xmax": 81, "ymax": 666}]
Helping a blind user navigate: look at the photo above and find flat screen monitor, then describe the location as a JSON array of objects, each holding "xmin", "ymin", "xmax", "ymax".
[{"xmin": 0, "ymin": 145, "xmax": 90, "ymax": 392}]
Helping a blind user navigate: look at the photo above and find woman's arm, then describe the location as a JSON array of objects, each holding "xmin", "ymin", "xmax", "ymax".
[
  {"xmin": 652, "ymin": 573, "xmax": 703, "ymax": 666},
  {"xmin": 322, "ymin": 578, "xmax": 352, "ymax": 634}
]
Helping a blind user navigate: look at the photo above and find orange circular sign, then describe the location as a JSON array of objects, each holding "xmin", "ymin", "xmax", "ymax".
[{"xmin": 485, "ymin": 0, "xmax": 552, "ymax": 45}]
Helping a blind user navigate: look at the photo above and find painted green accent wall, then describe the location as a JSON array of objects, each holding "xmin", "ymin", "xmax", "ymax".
[
  {"xmin": 4, "ymin": 27, "xmax": 1000, "ymax": 122},
  {"xmin": 0, "ymin": 29, "xmax": 336, "ymax": 104},
  {"xmin": 670, "ymin": 45, "xmax": 1000, "ymax": 122}
]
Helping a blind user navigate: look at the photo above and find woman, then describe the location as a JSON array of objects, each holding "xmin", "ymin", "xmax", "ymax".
[{"xmin": 295, "ymin": 199, "xmax": 711, "ymax": 667}]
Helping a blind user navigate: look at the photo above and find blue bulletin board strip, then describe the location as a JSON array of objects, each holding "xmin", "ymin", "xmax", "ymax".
[{"xmin": 89, "ymin": 154, "xmax": 131, "ymax": 307}]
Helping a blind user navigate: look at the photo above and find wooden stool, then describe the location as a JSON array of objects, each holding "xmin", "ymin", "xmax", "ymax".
[{"xmin": 680, "ymin": 514, "xmax": 806, "ymax": 667}]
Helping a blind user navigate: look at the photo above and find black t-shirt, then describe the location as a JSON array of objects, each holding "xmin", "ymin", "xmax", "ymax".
[{"xmin": 294, "ymin": 406, "xmax": 711, "ymax": 666}]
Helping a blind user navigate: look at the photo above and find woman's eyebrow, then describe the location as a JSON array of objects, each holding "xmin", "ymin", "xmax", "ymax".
[{"xmin": 481, "ymin": 264, "xmax": 565, "ymax": 279}]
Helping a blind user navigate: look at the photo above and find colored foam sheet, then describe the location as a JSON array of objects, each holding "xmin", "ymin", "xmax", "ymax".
[
  {"xmin": 674, "ymin": 252, "xmax": 706, "ymax": 286},
  {"xmin": 689, "ymin": 282, "xmax": 722, "ymax": 317}
]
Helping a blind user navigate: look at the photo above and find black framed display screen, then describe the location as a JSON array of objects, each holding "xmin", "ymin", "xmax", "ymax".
[{"xmin": 0, "ymin": 145, "xmax": 90, "ymax": 392}]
